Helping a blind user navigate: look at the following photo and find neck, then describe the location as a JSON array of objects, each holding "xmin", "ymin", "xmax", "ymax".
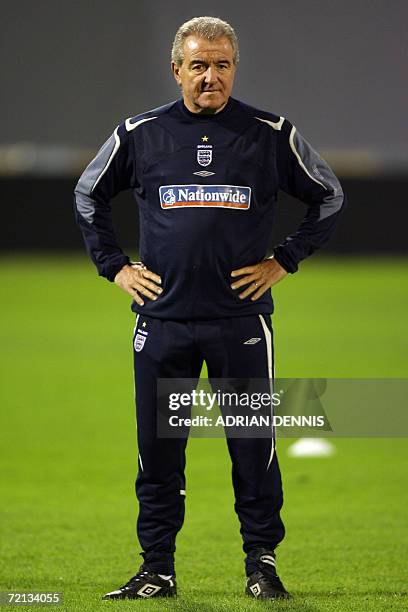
[{"xmin": 183, "ymin": 98, "xmax": 229, "ymax": 115}]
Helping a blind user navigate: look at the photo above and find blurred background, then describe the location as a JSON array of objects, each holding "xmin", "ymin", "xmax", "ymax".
[
  {"xmin": 1, "ymin": 2, "xmax": 407, "ymax": 609},
  {"xmin": 1, "ymin": 0, "xmax": 407, "ymax": 254}
]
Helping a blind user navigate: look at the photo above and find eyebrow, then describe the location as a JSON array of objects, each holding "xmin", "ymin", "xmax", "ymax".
[{"xmin": 189, "ymin": 58, "xmax": 232, "ymax": 67}]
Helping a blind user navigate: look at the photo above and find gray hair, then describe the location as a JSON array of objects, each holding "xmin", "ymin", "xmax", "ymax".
[{"xmin": 171, "ymin": 16, "xmax": 239, "ymax": 66}]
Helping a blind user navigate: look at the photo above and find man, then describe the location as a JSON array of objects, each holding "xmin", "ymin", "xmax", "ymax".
[{"xmin": 74, "ymin": 16, "xmax": 344, "ymax": 600}]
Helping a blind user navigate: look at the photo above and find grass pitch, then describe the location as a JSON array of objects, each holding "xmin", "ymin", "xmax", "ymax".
[{"xmin": 0, "ymin": 255, "xmax": 407, "ymax": 611}]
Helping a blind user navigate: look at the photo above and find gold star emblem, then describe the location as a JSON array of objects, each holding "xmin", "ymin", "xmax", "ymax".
[
  {"xmin": 142, "ymin": 321, "xmax": 147, "ymax": 328},
  {"xmin": 201, "ymin": 135, "xmax": 209, "ymax": 142}
]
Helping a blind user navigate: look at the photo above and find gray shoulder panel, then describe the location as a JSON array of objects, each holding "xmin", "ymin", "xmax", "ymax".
[
  {"xmin": 290, "ymin": 126, "xmax": 344, "ymax": 221},
  {"xmin": 74, "ymin": 128, "xmax": 119, "ymax": 223},
  {"xmin": 75, "ymin": 116, "xmax": 160, "ymax": 224}
]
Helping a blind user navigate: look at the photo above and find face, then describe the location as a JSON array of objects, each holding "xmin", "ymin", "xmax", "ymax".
[{"xmin": 172, "ymin": 35, "xmax": 236, "ymax": 114}]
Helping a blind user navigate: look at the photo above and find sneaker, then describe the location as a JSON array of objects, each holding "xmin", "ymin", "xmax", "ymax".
[
  {"xmin": 245, "ymin": 549, "xmax": 290, "ymax": 599},
  {"xmin": 102, "ymin": 564, "xmax": 177, "ymax": 600}
]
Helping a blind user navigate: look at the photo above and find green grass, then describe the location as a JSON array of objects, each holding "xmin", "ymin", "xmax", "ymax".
[{"xmin": 0, "ymin": 254, "xmax": 407, "ymax": 611}]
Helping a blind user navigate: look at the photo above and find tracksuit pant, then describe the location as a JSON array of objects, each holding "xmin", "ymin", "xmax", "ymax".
[{"xmin": 132, "ymin": 314, "xmax": 285, "ymax": 576}]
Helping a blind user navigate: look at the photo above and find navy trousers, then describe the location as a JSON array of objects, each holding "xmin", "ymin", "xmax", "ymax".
[{"xmin": 132, "ymin": 314, "xmax": 285, "ymax": 576}]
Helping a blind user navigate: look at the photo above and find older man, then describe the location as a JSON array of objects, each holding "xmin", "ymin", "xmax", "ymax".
[{"xmin": 74, "ymin": 16, "xmax": 344, "ymax": 600}]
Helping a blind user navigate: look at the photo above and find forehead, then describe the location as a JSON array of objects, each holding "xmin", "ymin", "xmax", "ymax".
[{"xmin": 182, "ymin": 35, "xmax": 234, "ymax": 61}]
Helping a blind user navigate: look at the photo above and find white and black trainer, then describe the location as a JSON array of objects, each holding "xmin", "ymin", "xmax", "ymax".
[
  {"xmin": 245, "ymin": 549, "xmax": 291, "ymax": 599},
  {"xmin": 102, "ymin": 564, "xmax": 177, "ymax": 600}
]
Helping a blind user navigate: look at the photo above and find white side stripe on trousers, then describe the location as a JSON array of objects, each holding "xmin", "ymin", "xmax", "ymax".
[
  {"xmin": 133, "ymin": 314, "xmax": 140, "ymax": 342},
  {"xmin": 133, "ymin": 314, "xmax": 143, "ymax": 471},
  {"xmin": 258, "ymin": 315, "xmax": 275, "ymax": 470}
]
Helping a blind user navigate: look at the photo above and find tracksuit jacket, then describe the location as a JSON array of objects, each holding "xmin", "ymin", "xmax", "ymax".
[{"xmin": 74, "ymin": 97, "xmax": 345, "ymax": 319}]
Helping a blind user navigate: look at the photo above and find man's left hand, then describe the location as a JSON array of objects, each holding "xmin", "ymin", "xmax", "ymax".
[{"xmin": 230, "ymin": 258, "xmax": 288, "ymax": 301}]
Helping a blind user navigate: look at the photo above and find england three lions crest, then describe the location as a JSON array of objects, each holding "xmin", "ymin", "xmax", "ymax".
[
  {"xmin": 197, "ymin": 144, "xmax": 213, "ymax": 167},
  {"xmin": 134, "ymin": 333, "xmax": 146, "ymax": 352}
]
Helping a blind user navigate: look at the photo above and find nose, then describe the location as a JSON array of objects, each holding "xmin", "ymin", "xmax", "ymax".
[{"xmin": 203, "ymin": 65, "xmax": 217, "ymax": 85}]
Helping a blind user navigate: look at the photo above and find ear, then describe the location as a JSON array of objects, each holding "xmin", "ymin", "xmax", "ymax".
[{"xmin": 171, "ymin": 61, "xmax": 182, "ymax": 86}]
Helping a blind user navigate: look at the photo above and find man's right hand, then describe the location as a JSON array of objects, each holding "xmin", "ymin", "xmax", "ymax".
[{"xmin": 114, "ymin": 263, "xmax": 162, "ymax": 306}]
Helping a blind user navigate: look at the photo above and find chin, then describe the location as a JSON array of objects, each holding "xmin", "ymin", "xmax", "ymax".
[{"xmin": 197, "ymin": 95, "xmax": 227, "ymax": 113}]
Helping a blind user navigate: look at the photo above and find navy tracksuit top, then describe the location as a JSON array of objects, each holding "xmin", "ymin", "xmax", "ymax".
[{"xmin": 74, "ymin": 97, "xmax": 345, "ymax": 320}]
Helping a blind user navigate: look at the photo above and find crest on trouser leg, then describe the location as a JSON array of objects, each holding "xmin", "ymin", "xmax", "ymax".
[{"xmin": 134, "ymin": 333, "xmax": 147, "ymax": 352}]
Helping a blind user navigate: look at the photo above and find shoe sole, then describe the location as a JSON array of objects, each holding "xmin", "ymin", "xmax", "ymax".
[
  {"xmin": 246, "ymin": 588, "xmax": 291, "ymax": 600},
  {"xmin": 103, "ymin": 588, "xmax": 177, "ymax": 600}
]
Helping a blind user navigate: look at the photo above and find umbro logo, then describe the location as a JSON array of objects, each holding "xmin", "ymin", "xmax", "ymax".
[
  {"xmin": 193, "ymin": 170, "xmax": 215, "ymax": 177},
  {"xmin": 244, "ymin": 337, "xmax": 261, "ymax": 345},
  {"xmin": 136, "ymin": 584, "xmax": 162, "ymax": 598},
  {"xmin": 249, "ymin": 583, "xmax": 261, "ymax": 597}
]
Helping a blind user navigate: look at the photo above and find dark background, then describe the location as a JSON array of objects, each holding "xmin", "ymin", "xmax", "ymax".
[{"xmin": 1, "ymin": 0, "xmax": 407, "ymax": 254}]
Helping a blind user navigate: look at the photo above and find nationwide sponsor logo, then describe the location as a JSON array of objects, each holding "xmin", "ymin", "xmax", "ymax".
[{"xmin": 159, "ymin": 184, "xmax": 251, "ymax": 210}]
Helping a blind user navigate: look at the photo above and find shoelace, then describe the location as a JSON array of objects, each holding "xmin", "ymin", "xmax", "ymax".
[
  {"xmin": 258, "ymin": 572, "xmax": 285, "ymax": 590},
  {"xmin": 123, "ymin": 570, "xmax": 151, "ymax": 588}
]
